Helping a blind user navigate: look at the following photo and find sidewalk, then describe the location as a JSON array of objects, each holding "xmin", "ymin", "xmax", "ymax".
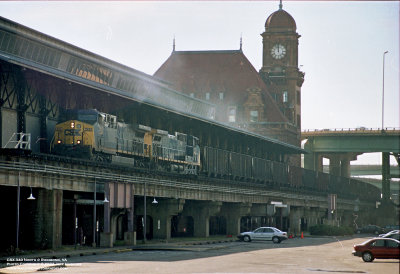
[{"xmin": 0, "ymin": 236, "xmax": 237, "ymax": 267}]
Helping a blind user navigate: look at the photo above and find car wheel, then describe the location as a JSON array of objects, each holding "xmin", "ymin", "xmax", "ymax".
[
  {"xmin": 243, "ymin": 235, "xmax": 251, "ymax": 242},
  {"xmin": 362, "ymin": 252, "xmax": 374, "ymax": 262},
  {"xmin": 272, "ymin": 236, "xmax": 281, "ymax": 244}
]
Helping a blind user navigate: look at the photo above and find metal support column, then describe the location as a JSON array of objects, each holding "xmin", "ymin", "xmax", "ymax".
[{"xmin": 382, "ymin": 152, "xmax": 391, "ymax": 201}]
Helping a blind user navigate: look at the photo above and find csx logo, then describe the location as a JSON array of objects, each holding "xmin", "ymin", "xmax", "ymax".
[{"xmin": 64, "ymin": 129, "xmax": 80, "ymax": 136}]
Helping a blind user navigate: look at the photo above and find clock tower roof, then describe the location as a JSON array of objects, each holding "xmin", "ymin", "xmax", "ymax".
[{"xmin": 265, "ymin": 8, "xmax": 296, "ymax": 32}]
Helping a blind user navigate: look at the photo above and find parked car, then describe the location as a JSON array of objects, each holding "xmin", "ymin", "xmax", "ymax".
[
  {"xmin": 379, "ymin": 230, "xmax": 400, "ymax": 240},
  {"xmin": 352, "ymin": 238, "xmax": 400, "ymax": 262},
  {"xmin": 383, "ymin": 225, "xmax": 400, "ymax": 233},
  {"xmin": 355, "ymin": 225, "xmax": 385, "ymax": 235},
  {"xmin": 237, "ymin": 227, "xmax": 288, "ymax": 243}
]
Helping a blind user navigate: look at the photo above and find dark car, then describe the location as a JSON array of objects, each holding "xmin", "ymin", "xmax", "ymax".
[
  {"xmin": 352, "ymin": 238, "xmax": 400, "ymax": 262},
  {"xmin": 355, "ymin": 225, "xmax": 385, "ymax": 235}
]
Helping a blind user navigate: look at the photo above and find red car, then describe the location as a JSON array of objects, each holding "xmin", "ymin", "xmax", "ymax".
[{"xmin": 352, "ymin": 238, "xmax": 400, "ymax": 262}]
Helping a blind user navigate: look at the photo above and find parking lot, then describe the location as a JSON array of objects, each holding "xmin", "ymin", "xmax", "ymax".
[{"xmin": 1, "ymin": 236, "xmax": 399, "ymax": 273}]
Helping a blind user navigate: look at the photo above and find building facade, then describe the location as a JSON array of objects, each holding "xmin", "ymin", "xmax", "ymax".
[{"xmin": 154, "ymin": 3, "xmax": 304, "ymax": 166}]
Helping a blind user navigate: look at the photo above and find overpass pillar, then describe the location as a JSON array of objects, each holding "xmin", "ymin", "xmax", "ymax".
[
  {"xmin": 325, "ymin": 153, "xmax": 358, "ymax": 177},
  {"xmin": 304, "ymin": 140, "xmax": 323, "ymax": 171},
  {"xmin": 150, "ymin": 199, "xmax": 185, "ymax": 240},
  {"xmin": 34, "ymin": 189, "xmax": 63, "ymax": 249},
  {"xmin": 382, "ymin": 152, "xmax": 391, "ymax": 201},
  {"xmin": 329, "ymin": 155, "xmax": 341, "ymax": 176},
  {"xmin": 221, "ymin": 203, "xmax": 251, "ymax": 236},
  {"xmin": 183, "ymin": 201, "xmax": 222, "ymax": 238}
]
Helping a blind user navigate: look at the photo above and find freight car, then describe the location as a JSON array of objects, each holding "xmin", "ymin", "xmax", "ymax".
[
  {"xmin": 200, "ymin": 146, "xmax": 380, "ymax": 201},
  {"xmin": 50, "ymin": 109, "xmax": 200, "ymax": 174}
]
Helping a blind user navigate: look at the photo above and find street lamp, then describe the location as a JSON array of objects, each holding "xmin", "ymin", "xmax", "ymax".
[
  {"xmin": 143, "ymin": 181, "xmax": 147, "ymax": 244},
  {"xmin": 93, "ymin": 178, "xmax": 97, "ymax": 247},
  {"xmin": 382, "ymin": 50, "xmax": 388, "ymax": 130}
]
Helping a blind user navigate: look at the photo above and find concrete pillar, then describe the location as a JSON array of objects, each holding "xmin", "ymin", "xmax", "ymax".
[
  {"xmin": 329, "ymin": 155, "xmax": 341, "ymax": 176},
  {"xmin": 304, "ymin": 140, "xmax": 323, "ymax": 172},
  {"xmin": 221, "ymin": 203, "xmax": 251, "ymax": 236},
  {"xmin": 288, "ymin": 206, "xmax": 302, "ymax": 236},
  {"xmin": 340, "ymin": 157, "xmax": 351, "ymax": 178},
  {"xmin": 183, "ymin": 201, "xmax": 222, "ymax": 238},
  {"xmin": 148, "ymin": 199, "xmax": 185, "ymax": 240},
  {"xmin": 34, "ymin": 189, "xmax": 63, "ymax": 249}
]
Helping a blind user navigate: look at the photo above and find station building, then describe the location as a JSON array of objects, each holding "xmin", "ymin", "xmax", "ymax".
[{"xmin": 154, "ymin": 3, "xmax": 304, "ymax": 166}]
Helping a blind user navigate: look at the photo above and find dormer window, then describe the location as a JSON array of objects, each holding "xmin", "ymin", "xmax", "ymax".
[
  {"xmin": 250, "ymin": 110, "xmax": 259, "ymax": 122},
  {"xmin": 228, "ymin": 107, "xmax": 236, "ymax": 122},
  {"xmin": 283, "ymin": 91, "xmax": 288, "ymax": 103}
]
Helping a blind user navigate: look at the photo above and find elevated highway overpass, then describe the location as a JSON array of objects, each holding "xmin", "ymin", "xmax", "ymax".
[{"xmin": 302, "ymin": 128, "xmax": 400, "ymax": 201}]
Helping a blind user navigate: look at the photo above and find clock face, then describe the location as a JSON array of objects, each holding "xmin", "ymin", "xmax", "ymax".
[{"xmin": 271, "ymin": 44, "xmax": 286, "ymax": 59}]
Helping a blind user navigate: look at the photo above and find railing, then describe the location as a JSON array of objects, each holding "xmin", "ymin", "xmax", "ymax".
[
  {"xmin": 5, "ymin": 132, "xmax": 31, "ymax": 150},
  {"xmin": 302, "ymin": 127, "xmax": 400, "ymax": 134}
]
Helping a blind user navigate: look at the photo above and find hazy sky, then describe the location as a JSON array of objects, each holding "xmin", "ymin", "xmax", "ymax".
[{"xmin": 0, "ymin": 1, "xmax": 399, "ymax": 164}]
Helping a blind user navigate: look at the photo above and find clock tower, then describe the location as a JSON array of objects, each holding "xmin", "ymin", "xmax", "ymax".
[{"xmin": 259, "ymin": 2, "xmax": 304, "ymax": 146}]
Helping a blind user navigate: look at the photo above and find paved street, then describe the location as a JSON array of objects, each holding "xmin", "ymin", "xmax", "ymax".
[{"xmin": 1, "ymin": 236, "xmax": 399, "ymax": 273}]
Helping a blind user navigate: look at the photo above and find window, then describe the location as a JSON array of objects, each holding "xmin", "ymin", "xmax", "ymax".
[
  {"xmin": 387, "ymin": 240, "xmax": 399, "ymax": 247},
  {"xmin": 250, "ymin": 110, "xmax": 258, "ymax": 122},
  {"xmin": 219, "ymin": 92, "xmax": 224, "ymax": 100},
  {"xmin": 372, "ymin": 240, "xmax": 385, "ymax": 247},
  {"xmin": 190, "ymin": 93, "xmax": 195, "ymax": 98},
  {"xmin": 283, "ymin": 91, "xmax": 288, "ymax": 103},
  {"xmin": 228, "ymin": 107, "xmax": 236, "ymax": 122},
  {"xmin": 205, "ymin": 92, "xmax": 210, "ymax": 100}
]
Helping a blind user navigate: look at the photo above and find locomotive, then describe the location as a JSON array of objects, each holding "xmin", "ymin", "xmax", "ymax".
[{"xmin": 50, "ymin": 109, "xmax": 200, "ymax": 174}]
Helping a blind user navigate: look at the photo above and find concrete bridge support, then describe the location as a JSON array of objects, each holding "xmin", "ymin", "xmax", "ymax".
[
  {"xmin": 221, "ymin": 203, "xmax": 251, "ymax": 236},
  {"xmin": 304, "ymin": 150, "xmax": 323, "ymax": 172},
  {"xmin": 33, "ymin": 189, "xmax": 63, "ymax": 249},
  {"xmin": 326, "ymin": 153, "xmax": 358, "ymax": 177},
  {"xmin": 183, "ymin": 201, "xmax": 222, "ymax": 238},
  {"xmin": 151, "ymin": 199, "xmax": 185, "ymax": 240}
]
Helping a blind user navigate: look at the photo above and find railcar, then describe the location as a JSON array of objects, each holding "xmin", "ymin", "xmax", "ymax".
[{"xmin": 50, "ymin": 109, "xmax": 200, "ymax": 174}]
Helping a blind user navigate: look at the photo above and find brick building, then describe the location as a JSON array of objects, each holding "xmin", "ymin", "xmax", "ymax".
[{"xmin": 154, "ymin": 3, "xmax": 304, "ymax": 166}]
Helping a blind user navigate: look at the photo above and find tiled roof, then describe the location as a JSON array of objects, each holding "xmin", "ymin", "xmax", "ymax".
[{"xmin": 154, "ymin": 50, "xmax": 288, "ymax": 123}]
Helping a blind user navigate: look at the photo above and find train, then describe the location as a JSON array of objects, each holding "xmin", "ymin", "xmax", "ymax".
[
  {"xmin": 50, "ymin": 109, "xmax": 200, "ymax": 174},
  {"xmin": 50, "ymin": 109, "xmax": 380, "ymax": 201}
]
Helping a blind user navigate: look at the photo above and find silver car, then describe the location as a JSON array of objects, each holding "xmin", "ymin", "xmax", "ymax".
[{"xmin": 237, "ymin": 227, "xmax": 288, "ymax": 243}]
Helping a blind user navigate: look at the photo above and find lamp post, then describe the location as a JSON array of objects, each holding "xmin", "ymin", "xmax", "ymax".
[
  {"xmin": 93, "ymin": 178, "xmax": 96, "ymax": 247},
  {"xmin": 382, "ymin": 50, "xmax": 388, "ymax": 130},
  {"xmin": 16, "ymin": 171, "xmax": 20, "ymax": 251},
  {"xmin": 143, "ymin": 181, "xmax": 146, "ymax": 244}
]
